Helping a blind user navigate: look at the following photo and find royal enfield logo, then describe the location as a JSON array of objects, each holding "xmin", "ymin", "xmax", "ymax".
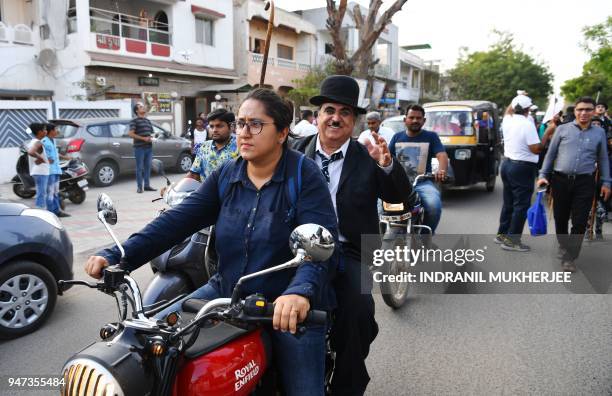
[{"xmin": 234, "ymin": 359, "xmax": 259, "ymax": 391}]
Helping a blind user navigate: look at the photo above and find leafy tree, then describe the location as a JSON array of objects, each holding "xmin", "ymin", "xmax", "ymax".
[
  {"xmin": 287, "ymin": 63, "xmax": 335, "ymax": 110},
  {"xmin": 447, "ymin": 31, "xmax": 553, "ymax": 109},
  {"xmin": 561, "ymin": 17, "xmax": 611, "ymax": 104}
]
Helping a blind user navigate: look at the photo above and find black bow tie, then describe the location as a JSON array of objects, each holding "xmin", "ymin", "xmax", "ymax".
[{"xmin": 316, "ymin": 151, "xmax": 344, "ymax": 183}]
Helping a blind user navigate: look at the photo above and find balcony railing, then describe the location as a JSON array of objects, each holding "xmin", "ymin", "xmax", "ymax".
[
  {"xmin": 89, "ymin": 7, "xmax": 171, "ymax": 45},
  {"xmin": 250, "ymin": 52, "xmax": 311, "ymax": 72},
  {"xmin": 0, "ymin": 22, "xmax": 35, "ymax": 46}
]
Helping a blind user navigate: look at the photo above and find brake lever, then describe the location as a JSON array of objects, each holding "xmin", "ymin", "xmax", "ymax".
[{"xmin": 57, "ymin": 279, "xmax": 101, "ymax": 295}]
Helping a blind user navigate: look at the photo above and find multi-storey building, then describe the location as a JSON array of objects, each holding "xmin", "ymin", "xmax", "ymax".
[{"xmin": 0, "ymin": 0, "xmax": 243, "ymax": 129}]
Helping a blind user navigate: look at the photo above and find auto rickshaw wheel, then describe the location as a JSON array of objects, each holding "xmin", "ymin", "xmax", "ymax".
[{"xmin": 486, "ymin": 176, "xmax": 496, "ymax": 192}]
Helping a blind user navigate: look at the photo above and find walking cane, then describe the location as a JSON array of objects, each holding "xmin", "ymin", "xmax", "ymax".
[
  {"xmin": 586, "ymin": 167, "xmax": 600, "ymax": 240},
  {"xmin": 259, "ymin": 1, "xmax": 275, "ymax": 87}
]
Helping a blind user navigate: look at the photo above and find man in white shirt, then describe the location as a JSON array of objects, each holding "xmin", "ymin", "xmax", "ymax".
[
  {"xmin": 496, "ymin": 94, "xmax": 553, "ymax": 251},
  {"xmin": 292, "ymin": 109, "xmax": 318, "ymax": 137},
  {"xmin": 358, "ymin": 111, "xmax": 396, "ymax": 144}
]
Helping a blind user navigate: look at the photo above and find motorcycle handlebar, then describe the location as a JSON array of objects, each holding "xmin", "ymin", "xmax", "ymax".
[{"xmin": 264, "ymin": 303, "xmax": 327, "ymax": 326}]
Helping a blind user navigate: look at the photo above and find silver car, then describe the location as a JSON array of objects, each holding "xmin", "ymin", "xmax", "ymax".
[{"xmin": 52, "ymin": 119, "xmax": 193, "ymax": 187}]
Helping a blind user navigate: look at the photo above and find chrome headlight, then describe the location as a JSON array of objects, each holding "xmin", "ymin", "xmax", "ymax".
[
  {"xmin": 454, "ymin": 149, "xmax": 471, "ymax": 160},
  {"xmin": 61, "ymin": 358, "xmax": 124, "ymax": 396},
  {"xmin": 164, "ymin": 189, "xmax": 189, "ymax": 207},
  {"xmin": 21, "ymin": 208, "xmax": 63, "ymax": 230}
]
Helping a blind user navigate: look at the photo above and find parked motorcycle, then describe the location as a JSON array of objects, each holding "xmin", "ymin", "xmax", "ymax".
[
  {"xmin": 57, "ymin": 193, "xmax": 333, "ymax": 395},
  {"xmin": 11, "ymin": 144, "xmax": 89, "ymax": 204},
  {"xmin": 378, "ymin": 173, "xmax": 451, "ymax": 309},
  {"xmin": 142, "ymin": 160, "xmax": 215, "ymax": 307}
]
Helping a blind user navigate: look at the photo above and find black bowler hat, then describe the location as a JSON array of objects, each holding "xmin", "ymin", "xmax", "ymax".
[{"xmin": 309, "ymin": 75, "xmax": 367, "ymax": 114}]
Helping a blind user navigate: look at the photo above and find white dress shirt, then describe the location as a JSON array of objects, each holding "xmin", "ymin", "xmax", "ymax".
[
  {"xmin": 315, "ymin": 136, "xmax": 393, "ymax": 242},
  {"xmin": 358, "ymin": 126, "xmax": 396, "ymax": 145},
  {"xmin": 293, "ymin": 120, "xmax": 318, "ymax": 137}
]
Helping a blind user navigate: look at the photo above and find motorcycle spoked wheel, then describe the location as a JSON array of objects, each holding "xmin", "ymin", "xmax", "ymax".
[
  {"xmin": 379, "ymin": 234, "xmax": 418, "ymax": 309},
  {"xmin": 68, "ymin": 188, "xmax": 86, "ymax": 204},
  {"xmin": 12, "ymin": 183, "xmax": 35, "ymax": 199}
]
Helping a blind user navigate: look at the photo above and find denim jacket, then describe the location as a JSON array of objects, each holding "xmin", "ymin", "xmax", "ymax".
[{"xmin": 99, "ymin": 149, "xmax": 339, "ymax": 310}]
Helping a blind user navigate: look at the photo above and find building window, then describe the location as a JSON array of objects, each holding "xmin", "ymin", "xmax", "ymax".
[
  {"xmin": 195, "ymin": 17, "xmax": 213, "ymax": 46},
  {"xmin": 252, "ymin": 37, "xmax": 264, "ymax": 54},
  {"xmin": 324, "ymin": 43, "xmax": 333, "ymax": 54},
  {"xmin": 412, "ymin": 70, "xmax": 420, "ymax": 89},
  {"xmin": 277, "ymin": 44, "xmax": 293, "ymax": 60}
]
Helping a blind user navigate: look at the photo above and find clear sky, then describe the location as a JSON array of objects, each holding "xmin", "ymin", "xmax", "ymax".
[{"xmin": 275, "ymin": 0, "xmax": 612, "ymax": 94}]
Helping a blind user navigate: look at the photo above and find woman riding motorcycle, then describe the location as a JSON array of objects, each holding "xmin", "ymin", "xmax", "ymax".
[{"xmin": 85, "ymin": 88, "xmax": 339, "ymax": 395}]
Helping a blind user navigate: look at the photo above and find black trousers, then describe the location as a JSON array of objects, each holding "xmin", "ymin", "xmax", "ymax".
[
  {"xmin": 330, "ymin": 253, "xmax": 378, "ymax": 396},
  {"xmin": 550, "ymin": 172, "xmax": 596, "ymax": 260}
]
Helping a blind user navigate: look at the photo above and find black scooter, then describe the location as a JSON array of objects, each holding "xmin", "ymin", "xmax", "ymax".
[
  {"xmin": 11, "ymin": 144, "xmax": 89, "ymax": 204},
  {"xmin": 141, "ymin": 160, "xmax": 216, "ymax": 307}
]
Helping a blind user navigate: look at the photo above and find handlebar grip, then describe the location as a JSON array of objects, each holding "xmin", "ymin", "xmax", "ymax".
[
  {"xmin": 264, "ymin": 304, "xmax": 327, "ymax": 325},
  {"xmin": 305, "ymin": 310, "xmax": 327, "ymax": 325}
]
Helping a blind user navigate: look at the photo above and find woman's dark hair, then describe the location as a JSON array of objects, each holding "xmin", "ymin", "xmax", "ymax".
[
  {"xmin": 244, "ymin": 88, "xmax": 296, "ymax": 147},
  {"xmin": 207, "ymin": 108, "xmax": 235, "ymax": 125},
  {"xmin": 575, "ymin": 96, "xmax": 596, "ymax": 107},
  {"xmin": 245, "ymin": 88, "xmax": 292, "ymax": 131}
]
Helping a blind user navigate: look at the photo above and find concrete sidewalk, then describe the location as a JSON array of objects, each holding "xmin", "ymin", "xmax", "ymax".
[{"xmin": 0, "ymin": 174, "xmax": 180, "ymax": 255}]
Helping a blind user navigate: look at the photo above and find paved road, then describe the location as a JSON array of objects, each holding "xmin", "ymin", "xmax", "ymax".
[{"xmin": 0, "ymin": 177, "xmax": 611, "ymax": 395}]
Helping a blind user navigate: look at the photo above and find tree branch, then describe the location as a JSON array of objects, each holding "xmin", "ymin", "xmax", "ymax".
[{"xmin": 352, "ymin": 4, "xmax": 363, "ymax": 30}]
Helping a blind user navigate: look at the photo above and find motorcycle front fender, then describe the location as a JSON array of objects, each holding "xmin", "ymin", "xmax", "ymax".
[{"xmin": 142, "ymin": 271, "xmax": 194, "ymax": 307}]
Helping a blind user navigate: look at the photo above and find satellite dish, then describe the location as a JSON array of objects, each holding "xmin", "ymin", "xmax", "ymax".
[{"xmin": 38, "ymin": 48, "xmax": 57, "ymax": 69}]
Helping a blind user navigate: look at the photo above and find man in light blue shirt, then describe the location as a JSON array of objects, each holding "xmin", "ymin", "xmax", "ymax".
[
  {"xmin": 537, "ymin": 97, "xmax": 611, "ymax": 272},
  {"xmin": 42, "ymin": 123, "xmax": 70, "ymax": 217}
]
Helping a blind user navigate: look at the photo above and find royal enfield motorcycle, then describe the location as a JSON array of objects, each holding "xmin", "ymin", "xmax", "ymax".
[{"xmin": 57, "ymin": 193, "xmax": 333, "ymax": 395}]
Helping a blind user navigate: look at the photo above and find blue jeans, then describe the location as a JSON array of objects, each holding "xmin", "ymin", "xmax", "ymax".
[
  {"xmin": 497, "ymin": 160, "xmax": 537, "ymax": 242},
  {"xmin": 134, "ymin": 146, "xmax": 152, "ymax": 189},
  {"xmin": 414, "ymin": 180, "xmax": 442, "ymax": 233},
  {"xmin": 46, "ymin": 174, "xmax": 61, "ymax": 214},
  {"xmin": 32, "ymin": 174, "xmax": 49, "ymax": 209},
  {"xmin": 157, "ymin": 282, "xmax": 326, "ymax": 396}
]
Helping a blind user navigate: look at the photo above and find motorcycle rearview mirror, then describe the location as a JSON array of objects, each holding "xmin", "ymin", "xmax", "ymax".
[
  {"xmin": 230, "ymin": 224, "xmax": 335, "ymax": 305},
  {"xmin": 97, "ymin": 193, "xmax": 117, "ymax": 225},
  {"xmin": 96, "ymin": 193, "xmax": 125, "ymax": 259},
  {"xmin": 289, "ymin": 224, "xmax": 335, "ymax": 262},
  {"xmin": 151, "ymin": 159, "xmax": 171, "ymax": 186}
]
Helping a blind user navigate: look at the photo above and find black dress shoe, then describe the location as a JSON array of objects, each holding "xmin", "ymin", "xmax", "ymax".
[
  {"xmin": 137, "ymin": 187, "xmax": 143, "ymax": 193},
  {"xmin": 57, "ymin": 211, "xmax": 71, "ymax": 218},
  {"xmin": 144, "ymin": 186, "xmax": 156, "ymax": 192}
]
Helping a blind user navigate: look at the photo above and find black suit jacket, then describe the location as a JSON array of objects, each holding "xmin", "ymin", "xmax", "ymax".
[{"xmin": 291, "ymin": 135, "xmax": 411, "ymax": 258}]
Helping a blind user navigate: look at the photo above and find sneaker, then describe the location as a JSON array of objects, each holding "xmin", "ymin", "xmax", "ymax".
[
  {"xmin": 556, "ymin": 246, "xmax": 567, "ymax": 259},
  {"xmin": 561, "ymin": 260, "xmax": 576, "ymax": 273},
  {"xmin": 494, "ymin": 234, "xmax": 509, "ymax": 244},
  {"xmin": 144, "ymin": 186, "xmax": 156, "ymax": 192},
  {"xmin": 137, "ymin": 187, "xmax": 143, "ymax": 193},
  {"xmin": 501, "ymin": 240, "xmax": 531, "ymax": 252}
]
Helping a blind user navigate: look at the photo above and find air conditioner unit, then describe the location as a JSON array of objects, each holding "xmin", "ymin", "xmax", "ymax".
[{"xmin": 95, "ymin": 76, "xmax": 107, "ymax": 87}]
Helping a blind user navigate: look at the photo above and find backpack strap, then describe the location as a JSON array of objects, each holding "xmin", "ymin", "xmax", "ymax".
[
  {"xmin": 216, "ymin": 160, "xmax": 235, "ymax": 202},
  {"xmin": 286, "ymin": 153, "xmax": 304, "ymax": 209}
]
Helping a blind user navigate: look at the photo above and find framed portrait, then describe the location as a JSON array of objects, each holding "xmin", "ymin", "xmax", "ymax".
[{"xmin": 394, "ymin": 142, "xmax": 430, "ymax": 179}]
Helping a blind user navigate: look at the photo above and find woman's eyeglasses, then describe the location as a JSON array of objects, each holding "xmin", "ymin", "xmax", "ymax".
[{"xmin": 232, "ymin": 120, "xmax": 275, "ymax": 135}]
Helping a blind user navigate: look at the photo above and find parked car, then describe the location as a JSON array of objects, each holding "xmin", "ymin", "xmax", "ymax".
[
  {"xmin": 0, "ymin": 201, "xmax": 74, "ymax": 339},
  {"xmin": 52, "ymin": 119, "xmax": 193, "ymax": 187}
]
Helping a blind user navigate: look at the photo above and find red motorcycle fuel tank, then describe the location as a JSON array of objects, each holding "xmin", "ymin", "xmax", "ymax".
[{"xmin": 173, "ymin": 328, "xmax": 270, "ymax": 395}]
